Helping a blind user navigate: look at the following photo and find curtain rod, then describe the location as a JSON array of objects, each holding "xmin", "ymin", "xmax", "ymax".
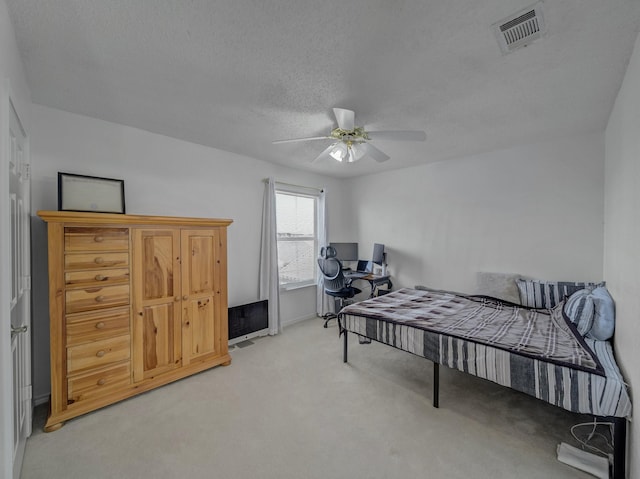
[{"xmin": 262, "ymin": 178, "xmax": 324, "ymax": 193}]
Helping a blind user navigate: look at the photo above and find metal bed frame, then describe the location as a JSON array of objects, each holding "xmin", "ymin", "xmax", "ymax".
[{"xmin": 340, "ymin": 328, "xmax": 627, "ymax": 479}]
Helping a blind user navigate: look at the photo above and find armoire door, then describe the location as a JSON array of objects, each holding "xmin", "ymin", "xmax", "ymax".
[
  {"xmin": 132, "ymin": 228, "xmax": 182, "ymax": 382},
  {"xmin": 180, "ymin": 229, "xmax": 220, "ymax": 366}
]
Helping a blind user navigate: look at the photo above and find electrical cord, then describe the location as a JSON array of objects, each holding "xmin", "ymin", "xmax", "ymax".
[{"xmin": 570, "ymin": 418, "xmax": 614, "ymax": 458}]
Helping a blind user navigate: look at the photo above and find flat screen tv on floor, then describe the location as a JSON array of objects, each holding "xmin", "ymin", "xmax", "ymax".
[{"xmin": 228, "ymin": 299, "xmax": 269, "ymax": 343}]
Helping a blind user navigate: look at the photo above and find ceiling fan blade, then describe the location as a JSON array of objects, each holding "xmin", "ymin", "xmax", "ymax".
[
  {"xmin": 333, "ymin": 108, "xmax": 355, "ymax": 131},
  {"xmin": 366, "ymin": 130, "xmax": 427, "ymax": 142},
  {"xmin": 311, "ymin": 143, "xmax": 338, "ymax": 163},
  {"xmin": 361, "ymin": 143, "xmax": 390, "ymax": 163},
  {"xmin": 273, "ymin": 136, "xmax": 330, "ymax": 145}
]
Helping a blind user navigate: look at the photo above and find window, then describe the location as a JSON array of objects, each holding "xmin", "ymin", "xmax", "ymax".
[{"xmin": 276, "ymin": 189, "xmax": 319, "ymax": 289}]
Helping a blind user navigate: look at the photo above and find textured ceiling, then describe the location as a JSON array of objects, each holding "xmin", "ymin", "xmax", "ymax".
[{"xmin": 6, "ymin": 0, "xmax": 640, "ymax": 178}]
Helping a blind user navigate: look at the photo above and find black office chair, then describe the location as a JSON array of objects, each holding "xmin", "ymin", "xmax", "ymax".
[{"xmin": 318, "ymin": 246, "xmax": 361, "ymax": 328}]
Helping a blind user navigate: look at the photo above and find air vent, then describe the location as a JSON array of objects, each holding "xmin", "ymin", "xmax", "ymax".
[{"xmin": 492, "ymin": 1, "xmax": 546, "ymax": 54}]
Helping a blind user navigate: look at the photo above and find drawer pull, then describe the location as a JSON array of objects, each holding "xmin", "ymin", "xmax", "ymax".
[
  {"xmin": 97, "ymin": 378, "xmax": 106, "ymax": 386},
  {"xmin": 94, "ymin": 257, "xmax": 105, "ymax": 264},
  {"xmin": 175, "ymin": 297, "xmax": 180, "ymax": 302},
  {"xmin": 183, "ymin": 295, "xmax": 188, "ymax": 301},
  {"xmin": 96, "ymin": 350, "xmax": 106, "ymax": 358},
  {"xmin": 94, "ymin": 236, "xmax": 105, "ymax": 243},
  {"xmin": 95, "ymin": 295, "xmax": 106, "ymax": 303},
  {"xmin": 95, "ymin": 274, "xmax": 107, "ymax": 281},
  {"xmin": 95, "ymin": 322, "xmax": 105, "ymax": 329}
]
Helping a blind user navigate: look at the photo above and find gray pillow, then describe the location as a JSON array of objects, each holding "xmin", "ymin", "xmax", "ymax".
[
  {"xmin": 516, "ymin": 278, "xmax": 602, "ymax": 309},
  {"xmin": 563, "ymin": 289, "xmax": 595, "ymax": 336},
  {"xmin": 587, "ymin": 286, "xmax": 615, "ymax": 341},
  {"xmin": 475, "ymin": 272, "xmax": 523, "ymax": 304}
]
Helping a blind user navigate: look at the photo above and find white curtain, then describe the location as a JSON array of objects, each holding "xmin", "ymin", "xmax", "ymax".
[
  {"xmin": 316, "ymin": 188, "xmax": 331, "ymax": 316},
  {"xmin": 259, "ymin": 177, "xmax": 281, "ymax": 335}
]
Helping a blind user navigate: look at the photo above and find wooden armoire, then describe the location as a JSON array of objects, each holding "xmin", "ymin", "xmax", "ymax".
[{"xmin": 38, "ymin": 211, "xmax": 233, "ymax": 431}]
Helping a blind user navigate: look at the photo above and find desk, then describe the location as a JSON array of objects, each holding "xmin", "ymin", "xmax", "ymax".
[{"xmin": 344, "ymin": 271, "xmax": 392, "ymax": 297}]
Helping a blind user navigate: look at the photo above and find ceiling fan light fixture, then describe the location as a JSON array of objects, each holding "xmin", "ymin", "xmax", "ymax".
[
  {"xmin": 329, "ymin": 143, "xmax": 348, "ymax": 162},
  {"xmin": 348, "ymin": 143, "xmax": 366, "ymax": 163}
]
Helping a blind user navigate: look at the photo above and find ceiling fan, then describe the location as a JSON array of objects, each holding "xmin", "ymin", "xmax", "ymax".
[{"xmin": 273, "ymin": 108, "xmax": 426, "ymax": 164}]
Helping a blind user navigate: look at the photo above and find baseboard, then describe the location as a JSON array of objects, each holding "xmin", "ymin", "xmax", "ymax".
[
  {"xmin": 34, "ymin": 395, "xmax": 49, "ymax": 407},
  {"xmin": 228, "ymin": 315, "xmax": 318, "ymax": 344},
  {"xmin": 282, "ymin": 314, "xmax": 317, "ymax": 328}
]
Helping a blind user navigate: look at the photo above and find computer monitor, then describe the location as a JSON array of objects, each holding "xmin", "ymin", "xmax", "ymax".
[
  {"xmin": 329, "ymin": 242, "xmax": 358, "ymax": 262},
  {"xmin": 372, "ymin": 243, "xmax": 385, "ymax": 265}
]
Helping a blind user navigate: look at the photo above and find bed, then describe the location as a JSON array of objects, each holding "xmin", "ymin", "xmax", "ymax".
[{"xmin": 338, "ymin": 285, "xmax": 632, "ymax": 478}]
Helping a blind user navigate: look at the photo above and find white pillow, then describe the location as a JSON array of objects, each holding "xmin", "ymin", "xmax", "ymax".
[{"xmin": 587, "ymin": 286, "xmax": 615, "ymax": 341}]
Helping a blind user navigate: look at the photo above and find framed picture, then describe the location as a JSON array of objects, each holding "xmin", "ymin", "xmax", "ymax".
[{"xmin": 58, "ymin": 172, "xmax": 126, "ymax": 214}]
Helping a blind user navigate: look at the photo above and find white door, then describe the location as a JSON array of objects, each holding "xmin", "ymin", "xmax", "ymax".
[{"xmin": 8, "ymin": 97, "xmax": 31, "ymax": 479}]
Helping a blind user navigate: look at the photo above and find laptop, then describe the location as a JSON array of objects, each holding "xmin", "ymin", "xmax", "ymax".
[
  {"xmin": 344, "ymin": 260, "xmax": 372, "ymax": 279},
  {"xmin": 356, "ymin": 260, "xmax": 373, "ymax": 273}
]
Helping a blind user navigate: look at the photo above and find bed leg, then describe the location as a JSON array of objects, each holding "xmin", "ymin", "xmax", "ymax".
[
  {"xmin": 433, "ymin": 362, "xmax": 439, "ymax": 408},
  {"xmin": 611, "ymin": 416, "xmax": 626, "ymax": 479},
  {"xmin": 343, "ymin": 330, "xmax": 348, "ymax": 363}
]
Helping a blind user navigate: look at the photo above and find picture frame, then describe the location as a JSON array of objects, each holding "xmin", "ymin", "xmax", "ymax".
[{"xmin": 58, "ymin": 172, "xmax": 126, "ymax": 214}]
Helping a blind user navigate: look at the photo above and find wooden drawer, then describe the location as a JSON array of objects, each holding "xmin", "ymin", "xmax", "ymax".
[
  {"xmin": 66, "ymin": 308, "xmax": 130, "ymax": 346},
  {"xmin": 65, "ymin": 227, "xmax": 129, "ymax": 251},
  {"xmin": 65, "ymin": 268, "xmax": 130, "ymax": 288},
  {"xmin": 67, "ymin": 335, "xmax": 131, "ymax": 374},
  {"xmin": 67, "ymin": 362, "xmax": 131, "ymax": 404},
  {"xmin": 65, "ymin": 284, "xmax": 130, "ymax": 314},
  {"xmin": 65, "ymin": 252, "xmax": 129, "ymax": 271}
]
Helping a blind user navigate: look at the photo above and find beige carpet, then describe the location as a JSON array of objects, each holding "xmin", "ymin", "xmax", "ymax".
[{"xmin": 22, "ymin": 318, "xmax": 598, "ymax": 478}]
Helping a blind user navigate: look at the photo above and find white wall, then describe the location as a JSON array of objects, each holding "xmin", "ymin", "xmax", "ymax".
[
  {"xmin": 0, "ymin": 0, "xmax": 31, "ymax": 477},
  {"xmin": 347, "ymin": 132, "xmax": 606, "ymax": 294},
  {"xmin": 29, "ymin": 104, "xmax": 350, "ymax": 401},
  {"xmin": 604, "ymin": 30, "xmax": 640, "ymax": 479}
]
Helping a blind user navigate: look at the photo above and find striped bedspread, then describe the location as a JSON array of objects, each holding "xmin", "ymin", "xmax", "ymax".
[{"xmin": 339, "ymin": 288, "xmax": 632, "ymax": 418}]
